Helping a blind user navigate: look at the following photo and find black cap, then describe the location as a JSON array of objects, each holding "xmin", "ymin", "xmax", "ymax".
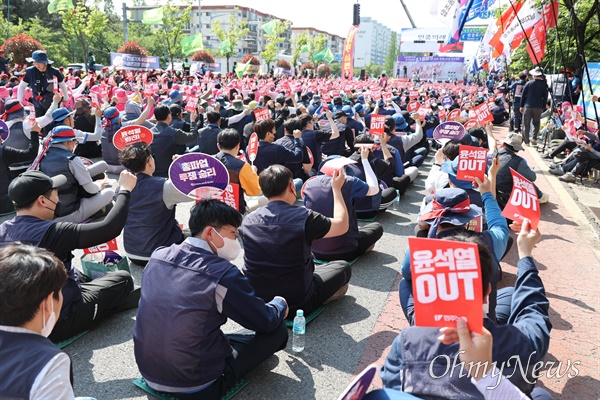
[
  {"xmin": 8, "ymin": 171, "xmax": 67, "ymax": 208},
  {"xmin": 333, "ymin": 110, "xmax": 346, "ymax": 120}
]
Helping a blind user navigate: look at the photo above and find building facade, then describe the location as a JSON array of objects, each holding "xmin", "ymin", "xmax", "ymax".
[{"xmin": 353, "ymin": 17, "xmax": 399, "ymax": 69}]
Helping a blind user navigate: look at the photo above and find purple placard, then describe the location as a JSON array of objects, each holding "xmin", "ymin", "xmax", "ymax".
[
  {"xmin": 168, "ymin": 153, "xmax": 229, "ymax": 196},
  {"xmin": 397, "ymin": 56, "xmax": 465, "ymax": 63},
  {"xmin": 433, "ymin": 121, "xmax": 466, "ymax": 141},
  {"xmin": 338, "ymin": 364, "xmax": 377, "ymax": 400},
  {"xmin": 0, "ymin": 120, "xmax": 9, "ymax": 142},
  {"xmin": 441, "ymin": 96, "xmax": 453, "ymax": 108}
]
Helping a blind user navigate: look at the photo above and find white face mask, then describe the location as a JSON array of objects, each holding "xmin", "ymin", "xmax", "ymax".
[
  {"xmin": 211, "ymin": 229, "xmax": 241, "ymax": 261},
  {"xmin": 41, "ymin": 298, "xmax": 56, "ymax": 338}
]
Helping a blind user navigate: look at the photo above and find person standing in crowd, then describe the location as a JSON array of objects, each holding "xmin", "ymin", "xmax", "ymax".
[
  {"xmin": 0, "ymin": 50, "xmax": 9, "ymax": 75},
  {"xmin": 509, "ymin": 71, "xmax": 528, "ymax": 133},
  {"xmin": 88, "ymin": 51, "xmax": 95, "ymax": 72},
  {"xmin": 520, "ymin": 67, "xmax": 549, "ymax": 146},
  {"xmin": 134, "ymin": 200, "xmax": 288, "ymax": 400}
]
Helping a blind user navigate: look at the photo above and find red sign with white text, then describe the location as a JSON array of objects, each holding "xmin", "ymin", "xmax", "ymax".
[
  {"xmin": 185, "ymin": 96, "xmax": 198, "ymax": 113},
  {"xmin": 407, "ymin": 101, "xmax": 420, "ymax": 113},
  {"xmin": 447, "ymin": 108, "xmax": 461, "ymax": 121},
  {"xmin": 247, "ymin": 133, "xmax": 259, "ymax": 163},
  {"xmin": 84, "ymin": 238, "xmax": 119, "ymax": 254},
  {"xmin": 472, "ymin": 102, "xmax": 494, "ymax": 125},
  {"xmin": 501, "ymin": 168, "xmax": 540, "ymax": 230},
  {"xmin": 409, "ymin": 237, "xmax": 483, "ymax": 334},
  {"xmin": 254, "ymin": 108, "xmax": 270, "ymax": 122},
  {"xmin": 409, "ymin": 90, "xmax": 419, "ymax": 98},
  {"xmin": 456, "ymin": 145, "xmax": 487, "ymax": 182},
  {"xmin": 369, "ymin": 114, "xmax": 386, "ymax": 138},
  {"xmin": 52, "ymin": 77, "xmax": 59, "ymax": 94},
  {"xmin": 306, "ymin": 147, "xmax": 314, "ymax": 165},
  {"xmin": 113, "ymin": 125, "xmax": 153, "ymax": 151},
  {"xmin": 438, "ymin": 108, "xmax": 447, "ymax": 121},
  {"xmin": 382, "ymin": 92, "xmax": 392, "ymax": 103}
]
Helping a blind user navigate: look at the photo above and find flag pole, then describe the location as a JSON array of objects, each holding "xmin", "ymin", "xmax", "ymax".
[{"xmin": 506, "ymin": 0, "xmax": 540, "ymax": 66}]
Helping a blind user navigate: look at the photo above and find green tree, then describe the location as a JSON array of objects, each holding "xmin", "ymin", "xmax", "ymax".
[
  {"xmin": 61, "ymin": 0, "xmax": 108, "ymax": 64},
  {"xmin": 261, "ymin": 20, "xmax": 291, "ymax": 71},
  {"xmin": 153, "ymin": 0, "xmax": 193, "ymax": 69},
  {"xmin": 291, "ymin": 29, "xmax": 308, "ymax": 68},
  {"xmin": 330, "ymin": 62, "xmax": 341, "ymax": 77},
  {"xmin": 307, "ymin": 34, "xmax": 327, "ymax": 64},
  {"xmin": 211, "ymin": 8, "xmax": 249, "ymax": 72},
  {"xmin": 384, "ymin": 31, "xmax": 399, "ymax": 75}
]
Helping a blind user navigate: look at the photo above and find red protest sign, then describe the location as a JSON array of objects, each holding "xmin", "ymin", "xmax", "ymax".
[
  {"xmin": 306, "ymin": 146, "xmax": 314, "ymax": 165},
  {"xmin": 382, "ymin": 92, "xmax": 392, "ymax": 103},
  {"xmin": 501, "ymin": 168, "xmax": 541, "ymax": 230},
  {"xmin": 371, "ymin": 90, "xmax": 381, "ymax": 101},
  {"xmin": 185, "ymin": 96, "xmax": 198, "ymax": 113},
  {"xmin": 472, "ymin": 102, "xmax": 494, "ymax": 125},
  {"xmin": 84, "ymin": 238, "xmax": 119, "ymax": 254},
  {"xmin": 254, "ymin": 108, "xmax": 270, "ymax": 122},
  {"xmin": 321, "ymin": 93, "xmax": 331, "ymax": 102},
  {"xmin": 67, "ymin": 77, "xmax": 76, "ymax": 89},
  {"xmin": 417, "ymin": 107, "xmax": 430, "ymax": 119},
  {"xmin": 409, "ymin": 90, "xmax": 419, "ymax": 98},
  {"xmin": 407, "ymin": 101, "xmax": 420, "ymax": 113},
  {"xmin": 113, "ymin": 125, "xmax": 154, "ymax": 151},
  {"xmin": 220, "ymin": 183, "xmax": 240, "ymax": 210},
  {"xmin": 247, "ymin": 133, "xmax": 259, "ymax": 163},
  {"xmin": 456, "ymin": 145, "xmax": 487, "ymax": 182},
  {"xmin": 447, "ymin": 108, "xmax": 461, "ymax": 121},
  {"xmin": 52, "ymin": 77, "xmax": 59, "ymax": 94},
  {"xmin": 409, "ymin": 237, "xmax": 483, "ymax": 334},
  {"xmin": 466, "ymin": 215, "xmax": 484, "ymax": 233},
  {"xmin": 236, "ymin": 151, "xmax": 249, "ymax": 163},
  {"xmin": 438, "ymin": 108, "xmax": 447, "ymax": 121},
  {"xmin": 89, "ymin": 93, "xmax": 100, "ymax": 108},
  {"xmin": 369, "ymin": 114, "xmax": 386, "ymax": 138}
]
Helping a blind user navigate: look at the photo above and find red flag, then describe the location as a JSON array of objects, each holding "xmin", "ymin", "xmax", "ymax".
[
  {"xmin": 526, "ymin": 20, "xmax": 548, "ymax": 65},
  {"xmin": 489, "ymin": 1, "xmax": 524, "ymax": 57}
]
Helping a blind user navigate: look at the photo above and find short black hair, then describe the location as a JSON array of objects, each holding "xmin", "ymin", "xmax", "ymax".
[
  {"xmin": 255, "ymin": 118, "xmax": 276, "ymax": 140},
  {"xmin": 283, "ymin": 118, "xmax": 301, "ymax": 135},
  {"xmin": 170, "ymin": 104, "xmax": 183, "ymax": 118},
  {"xmin": 154, "ymin": 104, "xmax": 171, "ymax": 121},
  {"xmin": 0, "ymin": 244, "xmax": 67, "ymax": 326},
  {"xmin": 443, "ymin": 234, "xmax": 492, "ymax": 297},
  {"xmin": 217, "ymin": 128, "xmax": 240, "ymax": 150},
  {"xmin": 298, "ymin": 113, "xmax": 313, "ymax": 130},
  {"xmin": 207, "ymin": 111, "xmax": 221, "ymax": 124},
  {"xmin": 119, "ymin": 142, "xmax": 152, "ymax": 173},
  {"xmin": 443, "ymin": 140, "xmax": 461, "ymax": 161},
  {"xmin": 354, "ymin": 133, "xmax": 375, "ymax": 146},
  {"xmin": 189, "ymin": 199, "xmax": 243, "ymax": 237},
  {"xmin": 259, "ymin": 165, "xmax": 293, "ymax": 198}
]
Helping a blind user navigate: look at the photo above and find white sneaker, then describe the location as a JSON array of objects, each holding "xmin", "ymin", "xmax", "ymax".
[
  {"xmin": 559, "ymin": 173, "xmax": 577, "ymax": 183},
  {"xmin": 539, "ymin": 193, "xmax": 550, "ymax": 204}
]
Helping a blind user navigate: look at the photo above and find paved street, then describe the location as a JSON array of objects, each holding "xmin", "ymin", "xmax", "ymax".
[{"xmin": 56, "ymin": 126, "xmax": 600, "ymax": 400}]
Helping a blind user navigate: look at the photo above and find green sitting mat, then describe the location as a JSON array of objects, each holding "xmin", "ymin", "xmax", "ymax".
[
  {"xmin": 286, "ymin": 306, "xmax": 325, "ymax": 328},
  {"xmin": 313, "ymin": 258, "xmax": 358, "ymax": 266},
  {"xmin": 55, "ymin": 330, "xmax": 89, "ymax": 349},
  {"xmin": 133, "ymin": 377, "xmax": 249, "ymax": 400},
  {"xmin": 357, "ymin": 216, "xmax": 377, "ymax": 222}
]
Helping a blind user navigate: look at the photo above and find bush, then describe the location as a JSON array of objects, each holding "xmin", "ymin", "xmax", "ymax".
[
  {"xmin": 0, "ymin": 34, "xmax": 46, "ymax": 66},
  {"xmin": 317, "ymin": 64, "xmax": 331, "ymax": 78},
  {"xmin": 117, "ymin": 41, "xmax": 148, "ymax": 56},
  {"xmin": 276, "ymin": 59, "xmax": 291, "ymax": 70},
  {"xmin": 299, "ymin": 62, "xmax": 314, "ymax": 73},
  {"xmin": 240, "ymin": 54, "xmax": 261, "ymax": 65},
  {"xmin": 191, "ymin": 50, "xmax": 215, "ymax": 63}
]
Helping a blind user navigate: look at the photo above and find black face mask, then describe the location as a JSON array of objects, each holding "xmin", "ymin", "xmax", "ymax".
[{"xmin": 44, "ymin": 197, "xmax": 61, "ymax": 219}]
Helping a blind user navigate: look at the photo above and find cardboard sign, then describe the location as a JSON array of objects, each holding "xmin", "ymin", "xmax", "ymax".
[
  {"xmin": 337, "ymin": 364, "xmax": 377, "ymax": 400},
  {"xmin": 472, "ymin": 102, "xmax": 494, "ymax": 125},
  {"xmin": 169, "ymin": 153, "xmax": 230, "ymax": 196},
  {"xmin": 466, "ymin": 215, "xmax": 484, "ymax": 233},
  {"xmin": 0, "ymin": 120, "xmax": 9, "ymax": 142},
  {"xmin": 456, "ymin": 145, "xmax": 487, "ymax": 182},
  {"xmin": 447, "ymin": 108, "xmax": 461, "ymax": 121},
  {"xmin": 441, "ymin": 95, "xmax": 453, "ymax": 108},
  {"xmin": 247, "ymin": 132, "xmax": 259, "ymax": 163},
  {"xmin": 84, "ymin": 238, "xmax": 119, "ymax": 254},
  {"xmin": 185, "ymin": 96, "xmax": 198, "ymax": 113},
  {"xmin": 306, "ymin": 146, "xmax": 314, "ymax": 165},
  {"xmin": 369, "ymin": 114, "xmax": 386, "ymax": 138},
  {"xmin": 112, "ymin": 125, "xmax": 153, "ymax": 151},
  {"xmin": 254, "ymin": 108, "xmax": 270, "ymax": 122},
  {"xmin": 501, "ymin": 168, "xmax": 540, "ymax": 230},
  {"xmin": 52, "ymin": 76, "xmax": 59, "ymax": 94},
  {"xmin": 409, "ymin": 237, "xmax": 483, "ymax": 334},
  {"xmin": 320, "ymin": 157, "xmax": 357, "ymax": 176},
  {"xmin": 433, "ymin": 121, "xmax": 465, "ymax": 141},
  {"xmin": 407, "ymin": 101, "xmax": 420, "ymax": 113}
]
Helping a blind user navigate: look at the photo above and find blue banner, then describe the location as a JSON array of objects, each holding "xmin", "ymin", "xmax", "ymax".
[
  {"xmin": 579, "ymin": 62, "xmax": 600, "ymax": 123},
  {"xmin": 110, "ymin": 52, "xmax": 160, "ymax": 70},
  {"xmin": 190, "ymin": 62, "xmax": 221, "ymax": 73},
  {"xmin": 466, "ymin": 0, "xmax": 497, "ymax": 21}
]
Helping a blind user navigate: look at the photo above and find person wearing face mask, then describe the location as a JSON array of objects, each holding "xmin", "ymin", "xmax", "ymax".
[
  {"xmin": 0, "ymin": 169, "xmax": 140, "ymax": 343},
  {"xmin": 36, "ymin": 126, "xmax": 113, "ymax": 223},
  {"xmin": 0, "ymin": 244, "xmax": 82, "ymax": 399},
  {"xmin": 134, "ymin": 199, "xmax": 289, "ymax": 400}
]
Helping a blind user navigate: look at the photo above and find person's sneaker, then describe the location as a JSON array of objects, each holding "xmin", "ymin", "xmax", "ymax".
[
  {"xmin": 549, "ymin": 167, "xmax": 564, "ymax": 175},
  {"xmin": 559, "ymin": 172, "xmax": 577, "ymax": 183},
  {"xmin": 539, "ymin": 193, "xmax": 550, "ymax": 204},
  {"xmin": 324, "ymin": 283, "xmax": 349, "ymax": 304},
  {"xmin": 531, "ymin": 140, "xmax": 538, "ymax": 146},
  {"xmin": 542, "ymin": 153, "xmax": 553, "ymax": 160}
]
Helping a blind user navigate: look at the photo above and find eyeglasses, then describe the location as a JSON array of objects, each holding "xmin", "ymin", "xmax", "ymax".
[{"xmin": 214, "ymin": 226, "xmax": 239, "ymax": 239}]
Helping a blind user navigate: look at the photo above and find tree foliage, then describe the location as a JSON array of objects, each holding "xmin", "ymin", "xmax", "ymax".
[
  {"xmin": 240, "ymin": 54, "xmax": 261, "ymax": 65},
  {"xmin": 307, "ymin": 34, "xmax": 327, "ymax": 64},
  {"xmin": 261, "ymin": 20, "xmax": 291, "ymax": 70},
  {"xmin": 118, "ymin": 41, "xmax": 148, "ymax": 56},
  {"xmin": 0, "ymin": 33, "xmax": 45, "ymax": 65},
  {"xmin": 61, "ymin": 0, "xmax": 108, "ymax": 62},
  {"xmin": 291, "ymin": 30, "xmax": 309, "ymax": 68},
  {"xmin": 384, "ymin": 32, "xmax": 399, "ymax": 76},
  {"xmin": 153, "ymin": 0, "xmax": 193, "ymax": 69},
  {"xmin": 316, "ymin": 64, "xmax": 330, "ymax": 78},
  {"xmin": 191, "ymin": 50, "xmax": 215, "ymax": 63},
  {"xmin": 211, "ymin": 8, "xmax": 249, "ymax": 71},
  {"xmin": 276, "ymin": 59, "xmax": 292, "ymax": 70}
]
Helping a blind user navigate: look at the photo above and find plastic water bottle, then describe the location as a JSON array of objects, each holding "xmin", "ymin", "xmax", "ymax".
[{"xmin": 292, "ymin": 310, "xmax": 305, "ymax": 352}]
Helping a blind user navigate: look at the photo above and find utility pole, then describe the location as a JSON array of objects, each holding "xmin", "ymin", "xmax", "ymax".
[
  {"xmin": 399, "ymin": 0, "xmax": 416, "ymax": 28},
  {"xmin": 123, "ymin": 2, "xmax": 129, "ymax": 42}
]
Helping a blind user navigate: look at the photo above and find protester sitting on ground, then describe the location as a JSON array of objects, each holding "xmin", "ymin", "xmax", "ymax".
[
  {"xmin": 275, "ymin": 118, "xmax": 313, "ymax": 182},
  {"xmin": 349, "ymin": 134, "xmax": 398, "ymax": 219},
  {"xmin": 118, "ymin": 142, "xmax": 195, "ymax": 266},
  {"xmin": 321, "ymin": 110, "xmax": 354, "ymax": 157},
  {"xmin": 0, "ymin": 244, "xmax": 97, "ymax": 400},
  {"xmin": 134, "ymin": 199, "xmax": 289, "ymax": 400},
  {"xmin": 0, "ymin": 122, "xmax": 41, "ymax": 215},
  {"xmin": 439, "ymin": 140, "xmax": 486, "ymax": 208},
  {"xmin": 73, "ymin": 99, "xmax": 102, "ymax": 158},
  {"xmin": 298, "ymin": 111, "xmax": 340, "ymax": 174},
  {"xmin": 304, "ymin": 149, "xmax": 382, "ymax": 262},
  {"xmin": 0, "ymin": 170, "xmax": 139, "ymax": 343},
  {"xmin": 150, "ymin": 103, "xmax": 199, "ymax": 178},
  {"xmin": 240, "ymin": 165, "xmax": 352, "ymax": 316},
  {"xmin": 122, "ymin": 99, "xmax": 155, "ymax": 130},
  {"xmin": 102, "ymin": 96, "xmax": 155, "ymax": 174},
  {"xmin": 549, "ymin": 138, "xmax": 600, "ymax": 182},
  {"xmin": 342, "ymin": 105, "xmax": 365, "ymax": 137},
  {"xmin": 490, "ymin": 98, "xmax": 509, "ymax": 125},
  {"xmin": 193, "ymin": 110, "xmax": 222, "ymax": 155},
  {"xmin": 381, "ymin": 219, "xmax": 552, "ymax": 399},
  {"xmin": 49, "ymin": 105, "xmax": 104, "ymax": 147},
  {"xmin": 495, "ymin": 132, "xmax": 549, "ymax": 209}
]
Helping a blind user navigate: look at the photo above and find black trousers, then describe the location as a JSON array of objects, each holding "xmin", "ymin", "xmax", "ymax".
[
  {"xmin": 49, "ymin": 270, "xmax": 135, "ymax": 342},
  {"xmin": 392, "ymin": 175, "xmax": 411, "ymax": 195},
  {"xmin": 170, "ymin": 322, "xmax": 289, "ymax": 400},
  {"xmin": 550, "ymin": 140, "xmax": 577, "ymax": 158},
  {"xmin": 313, "ymin": 223, "xmax": 384, "ymax": 262},
  {"xmin": 356, "ymin": 187, "xmax": 397, "ymax": 219}
]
